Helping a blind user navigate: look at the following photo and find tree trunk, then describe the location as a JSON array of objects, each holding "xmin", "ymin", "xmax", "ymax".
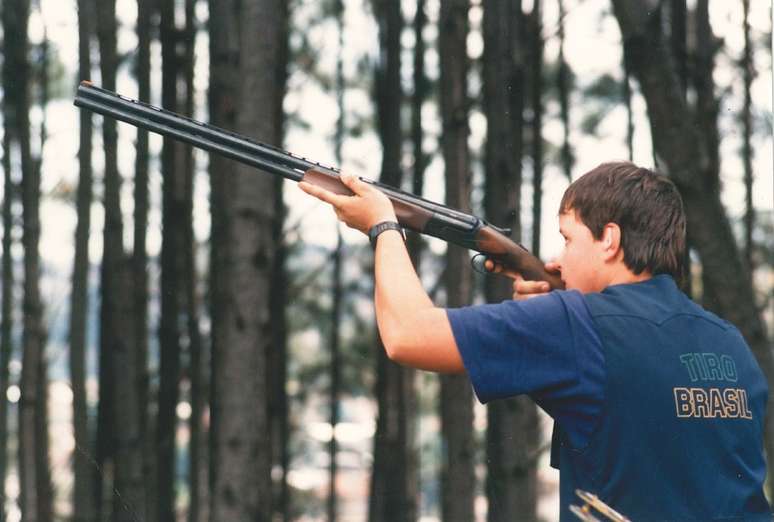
[
  {"xmin": 557, "ymin": 0, "xmax": 572, "ymax": 180},
  {"xmin": 267, "ymin": 4, "xmax": 290, "ymax": 521},
  {"xmin": 611, "ymin": 0, "xmax": 774, "ymax": 501},
  {"xmin": 208, "ymin": 0, "xmax": 285, "ymax": 518},
  {"xmin": 0, "ymin": 71, "xmax": 14, "ymax": 522},
  {"xmin": 158, "ymin": 0, "xmax": 187, "ymax": 517},
  {"xmin": 95, "ymin": 0, "xmax": 145, "ymax": 519},
  {"xmin": 439, "ymin": 1, "xmax": 476, "ymax": 520},
  {"xmin": 482, "ymin": 1, "xmax": 540, "ymax": 520},
  {"xmin": 741, "ymin": 0, "xmax": 755, "ymax": 274},
  {"xmin": 179, "ymin": 3, "xmax": 207, "ymax": 522},
  {"xmin": 70, "ymin": 0, "xmax": 97, "ymax": 519},
  {"xmin": 132, "ymin": 0, "xmax": 153, "ymax": 517},
  {"xmin": 408, "ymin": 0, "xmax": 429, "ymax": 269},
  {"xmin": 328, "ymin": 3, "xmax": 345, "ymax": 519},
  {"xmin": 368, "ymin": 2, "xmax": 418, "ymax": 522},
  {"xmin": 529, "ymin": 0, "xmax": 544, "ymax": 257},
  {"xmin": 622, "ymin": 54, "xmax": 634, "ymax": 161},
  {"xmin": 4, "ymin": 1, "xmax": 51, "ymax": 519}
]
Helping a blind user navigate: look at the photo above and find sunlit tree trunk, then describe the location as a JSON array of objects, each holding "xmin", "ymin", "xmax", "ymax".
[
  {"xmin": 70, "ymin": 0, "xmax": 97, "ymax": 519},
  {"xmin": 439, "ymin": 1, "xmax": 476, "ymax": 520}
]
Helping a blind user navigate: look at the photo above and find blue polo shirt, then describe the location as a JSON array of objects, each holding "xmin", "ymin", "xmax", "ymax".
[{"xmin": 447, "ymin": 275, "xmax": 770, "ymax": 521}]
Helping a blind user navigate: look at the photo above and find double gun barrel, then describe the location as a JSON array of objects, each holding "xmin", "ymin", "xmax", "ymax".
[{"xmin": 74, "ymin": 81, "xmax": 563, "ymax": 290}]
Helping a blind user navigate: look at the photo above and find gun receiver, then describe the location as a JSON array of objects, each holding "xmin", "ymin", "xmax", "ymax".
[{"xmin": 74, "ymin": 81, "xmax": 563, "ymax": 290}]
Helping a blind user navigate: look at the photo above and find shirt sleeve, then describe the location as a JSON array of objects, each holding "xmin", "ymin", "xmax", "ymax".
[{"xmin": 446, "ymin": 290, "xmax": 605, "ymax": 449}]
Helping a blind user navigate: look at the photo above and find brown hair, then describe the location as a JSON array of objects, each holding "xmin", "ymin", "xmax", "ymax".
[{"xmin": 559, "ymin": 162, "xmax": 686, "ymax": 279}]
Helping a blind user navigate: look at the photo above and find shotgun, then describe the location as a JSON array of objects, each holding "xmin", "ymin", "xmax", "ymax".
[{"xmin": 74, "ymin": 81, "xmax": 563, "ymax": 290}]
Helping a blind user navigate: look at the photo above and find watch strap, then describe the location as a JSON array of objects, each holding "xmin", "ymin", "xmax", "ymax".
[{"xmin": 368, "ymin": 221, "xmax": 404, "ymax": 248}]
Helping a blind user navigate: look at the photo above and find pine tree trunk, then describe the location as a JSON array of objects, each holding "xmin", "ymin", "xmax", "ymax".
[
  {"xmin": 557, "ymin": 0, "xmax": 572, "ymax": 181},
  {"xmin": 133, "ymin": 0, "xmax": 155, "ymax": 519},
  {"xmin": 611, "ymin": 0, "xmax": 774, "ymax": 502},
  {"xmin": 180, "ymin": 3, "xmax": 206, "ymax": 522},
  {"xmin": 439, "ymin": 1, "xmax": 475, "ymax": 520},
  {"xmin": 482, "ymin": 1, "xmax": 540, "ymax": 520},
  {"xmin": 158, "ymin": 1, "xmax": 186, "ymax": 517},
  {"xmin": 328, "ymin": 3, "xmax": 345, "ymax": 518},
  {"xmin": 267, "ymin": 4, "xmax": 290, "ymax": 520},
  {"xmin": 408, "ymin": 0, "xmax": 428, "ymax": 268},
  {"xmin": 70, "ymin": 0, "xmax": 97, "ymax": 519},
  {"xmin": 367, "ymin": 2, "xmax": 418, "ymax": 521},
  {"xmin": 95, "ymin": 0, "xmax": 145, "ymax": 519},
  {"xmin": 209, "ymin": 0, "xmax": 284, "ymax": 518},
  {"xmin": 529, "ymin": 0, "xmax": 544, "ymax": 257},
  {"xmin": 741, "ymin": 0, "xmax": 755, "ymax": 274},
  {"xmin": 0, "ymin": 75, "xmax": 13, "ymax": 522},
  {"xmin": 4, "ymin": 1, "xmax": 50, "ymax": 519}
]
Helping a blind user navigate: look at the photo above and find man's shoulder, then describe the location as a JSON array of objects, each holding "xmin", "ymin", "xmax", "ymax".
[{"xmin": 582, "ymin": 275, "xmax": 732, "ymax": 330}]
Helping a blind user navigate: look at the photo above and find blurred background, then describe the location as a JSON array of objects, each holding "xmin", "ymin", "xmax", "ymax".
[{"xmin": 0, "ymin": 0, "xmax": 771, "ymax": 520}]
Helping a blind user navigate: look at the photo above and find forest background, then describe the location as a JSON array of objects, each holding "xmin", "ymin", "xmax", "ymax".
[{"xmin": 0, "ymin": 0, "xmax": 772, "ymax": 521}]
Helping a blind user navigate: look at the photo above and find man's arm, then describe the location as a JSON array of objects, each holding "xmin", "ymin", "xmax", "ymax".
[{"xmin": 299, "ymin": 174, "xmax": 465, "ymax": 373}]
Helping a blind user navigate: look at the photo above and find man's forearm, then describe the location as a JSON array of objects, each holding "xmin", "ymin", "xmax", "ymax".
[{"xmin": 373, "ymin": 230, "xmax": 463, "ymax": 373}]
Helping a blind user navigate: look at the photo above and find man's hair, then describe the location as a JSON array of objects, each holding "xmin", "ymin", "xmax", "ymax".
[{"xmin": 559, "ymin": 162, "xmax": 686, "ymax": 279}]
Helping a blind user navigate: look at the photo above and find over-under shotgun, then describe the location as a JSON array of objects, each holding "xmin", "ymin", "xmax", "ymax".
[{"xmin": 74, "ymin": 81, "xmax": 563, "ymax": 290}]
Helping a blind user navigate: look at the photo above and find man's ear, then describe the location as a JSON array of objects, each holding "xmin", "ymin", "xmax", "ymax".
[{"xmin": 601, "ymin": 222, "xmax": 622, "ymax": 262}]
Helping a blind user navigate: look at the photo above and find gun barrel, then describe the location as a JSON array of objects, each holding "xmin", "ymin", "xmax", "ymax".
[
  {"xmin": 75, "ymin": 81, "xmax": 327, "ymax": 181},
  {"xmin": 74, "ymin": 82, "xmax": 528, "ymax": 263}
]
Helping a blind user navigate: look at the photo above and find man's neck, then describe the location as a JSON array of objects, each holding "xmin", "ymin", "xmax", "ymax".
[{"xmin": 604, "ymin": 266, "xmax": 653, "ymax": 288}]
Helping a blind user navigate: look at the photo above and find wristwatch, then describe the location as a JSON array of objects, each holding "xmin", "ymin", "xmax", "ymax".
[{"xmin": 368, "ymin": 221, "xmax": 405, "ymax": 248}]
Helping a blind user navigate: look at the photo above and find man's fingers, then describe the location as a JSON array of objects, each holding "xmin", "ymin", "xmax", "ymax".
[
  {"xmin": 545, "ymin": 261, "xmax": 561, "ymax": 274},
  {"xmin": 340, "ymin": 173, "xmax": 372, "ymax": 196},
  {"xmin": 513, "ymin": 279, "xmax": 551, "ymax": 294},
  {"xmin": 483, "ymin": 258, "xmax": 522, "ymax": 280},
  {"xmin": 299, "ymin": 181, "xmax": 349, "ymax": 207}
]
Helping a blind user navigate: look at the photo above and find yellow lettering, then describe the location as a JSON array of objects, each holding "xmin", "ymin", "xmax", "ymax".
[{"xmin": 674, "ymin": 387, "xmax": 693, "ymax": 417}]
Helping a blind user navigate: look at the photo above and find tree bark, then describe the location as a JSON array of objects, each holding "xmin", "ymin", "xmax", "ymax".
[
  {"xmin": 367, "ymin": 2, "xmax": 418, "ymax": 522},
  {"xmin": 529, "ymin": 0, "xmax": 544, "ymax": 257},
  {"xmin": 328, "ymin": 3, "xmax": 345, "ymax": 519},
  {"xmin": 557, "ymin": 0, "xmax": 572, "ymax": 181},
  {"xmin": 158, "ymin": 1, "xmax": 186, "ymax": 517},
  {"xmin": 0, "ymin": 68, "xmax": 14, "ymax": 522},
  {"xmin": 611, "ymin": 0, "xmax": 774, "ymax": 501},
  {"xmin": 132, "ymin": 0, "xmax": 153, "ymax": 517},
  {"xmin": 208, "ymin": 0, "xmax": 285, "ymax": 518},
  {"xmin": 439, "ymin": 1, "xmax": 476, "ymax": 520},
  {"xmin": 70, "ymin": 0, "xmax": 97, "ymax": 519},
  {"xmin": 4, "ymin": 1, "xmax": 51, "ymax": 519},
  {"xmin": 482, "ymin": 1, "xmax": 540, "ymax": 520},
  {"xmin": 267, "ymin": 3, "xmax": 290, "ymax": 521},
  {"xmin": 741, "ymin": 0, "xmax": 755, "ymax": 274},
  {"xmin": 95, "ymin": 0, "xmax": 145, "ymax": 519}
]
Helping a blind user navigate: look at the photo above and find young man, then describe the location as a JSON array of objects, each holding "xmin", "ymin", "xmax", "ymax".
[{"xmin": 299, "ymin": 162, "xmax": 771, "ymax": 520}]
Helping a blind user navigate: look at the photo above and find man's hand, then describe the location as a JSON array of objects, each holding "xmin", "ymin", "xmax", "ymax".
[
  {"xmin": 485, "ymin": 259, "xmax": 561, "ymax": 300},
  {"xmin": 299, "ymin": 173, "xmax": 397, "ymax": 234}
]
